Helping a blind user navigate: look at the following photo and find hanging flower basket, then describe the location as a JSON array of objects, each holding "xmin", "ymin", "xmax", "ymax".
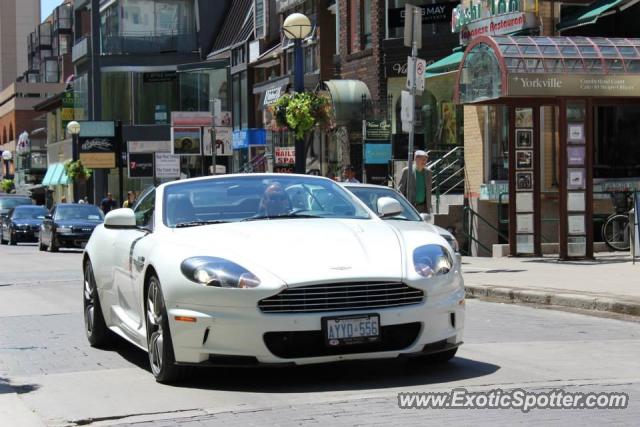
[
  {"xmin": 0, "ymin": 179, "xmax": 13, "ymax": 193},
  {"xmin": 269, "ymin": 92, "xmax": 335, "ymax": 138},
  {"xmin": 64, "ymin": 160, "xmax": 93, "ymax": 181}
]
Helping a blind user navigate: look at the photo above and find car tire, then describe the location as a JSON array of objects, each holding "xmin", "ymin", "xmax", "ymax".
[
  {"xmin": 9, "ymin": 230, "xmax": 16, "ymax": 246},
  {"xmin": 0, "ymin": 234, "xmax": 5, "ymax": 245},
  {"xmin": 38, "ymin": 237, "xmax": 46, "ymax": 251},
  {"xmin": 47, "ymin": 233, "xmax": 58, "ymax": 252},
  {"xmin": 83, "ymin": 260, "xmax": 114, "ymax": 347},
  {"xmin": 146, "ymin": 274, "xmax": 189, "ymax": 383}
]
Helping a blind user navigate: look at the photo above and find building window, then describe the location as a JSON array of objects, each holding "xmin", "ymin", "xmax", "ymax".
[
  {"xmin": 254, "ymin": 0, "xmax": 265, "ymax": 39},
  {"xmin": 348, "ymin": 0, "xmax": 372, "ymax": 53},
  {"xmin": 101, "ymin": 71, "xmax": 132, "ymax": 124},
  {"xmin": 73, "ymin": 73, "xmax": 89, "ymax": 121},
  {"xmin": 178, "ymin": 68, "xmax": 227, "ymax": 112},
  {"xmin": 133, "ymin": 72, "xmax": 179, "ymax": 124}
]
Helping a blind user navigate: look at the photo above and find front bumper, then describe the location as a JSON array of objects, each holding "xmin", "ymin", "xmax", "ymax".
[
  {"xmin": 55, "ymin": 232, "xmax": 92, "ymax": 248},
  {"xmin": 12, "ymin": 229, "xmax": 39, "ymax": 242},
  {"xmin": 166, "ymin": 285, "xmax": 465, "ymax": 366}
]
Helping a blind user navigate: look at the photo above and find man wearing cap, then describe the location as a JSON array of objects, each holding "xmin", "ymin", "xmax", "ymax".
[{"xmin": 398, "ymin": 150, "xmax": 432, "ymax": 213}]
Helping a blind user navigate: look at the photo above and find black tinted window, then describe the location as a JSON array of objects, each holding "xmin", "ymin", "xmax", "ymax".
[{"xmin": 54, "ymin": 205, "xmax": 104, "ymax": 221}]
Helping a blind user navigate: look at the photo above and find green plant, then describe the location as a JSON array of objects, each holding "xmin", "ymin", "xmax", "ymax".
[
  {"xmin": 0, "ymin": 179, "xmax": 13, "ymax": 193},
  {"xmin": 64, "ymin": 160, "xmax": 92, "ymax": 181},
  {"xmin": 271, "ymin": 92, "xmax": 334, "ymax": 138}
]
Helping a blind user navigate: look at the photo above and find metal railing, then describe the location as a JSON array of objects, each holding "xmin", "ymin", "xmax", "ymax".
[
  {"xmin": 427, "ymin": 146, "xmax": 464, "ymax": 214},
  {"xmin": 462, "ymin": 205, "xmax": 508, "ymax": 256}
]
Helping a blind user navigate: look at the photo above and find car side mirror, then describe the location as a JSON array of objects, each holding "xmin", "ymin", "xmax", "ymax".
[
  {"xmin": 104, "ymin": 208, "xmax": 136, "ymax": 229},
  {"xmin": 420, "ymin": 213, "xmax": 434, "ymax": 224},
  {"xmin": 377, "ymin": 197, "xmax": 403, "ymax": 218}
]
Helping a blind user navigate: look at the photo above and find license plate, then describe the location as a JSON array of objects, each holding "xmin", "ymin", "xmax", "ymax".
[{"xmin": 322, "ymin": 314, "xmax": 380, "ymax": 347}]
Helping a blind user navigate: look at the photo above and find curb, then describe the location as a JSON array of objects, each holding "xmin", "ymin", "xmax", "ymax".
[{"xmin": 465, "ymin": 284, "xmax": 640, "ymax": 317}]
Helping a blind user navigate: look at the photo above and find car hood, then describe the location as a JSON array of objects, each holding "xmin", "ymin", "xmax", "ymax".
[
  {"xmin": 167, "ymin": 218, "xmax": 403, "ymax": 285},
  {"xmin": 12, "ymin": 219, "xmax": 43, "ymax": 226},
  {"xmin": 55, "ymin": 220, "xmax": 102, "ymax": 228}
]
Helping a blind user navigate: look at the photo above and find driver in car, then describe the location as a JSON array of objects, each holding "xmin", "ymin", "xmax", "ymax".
[{"xmin": 258, "ymin": 183, "xmax": 292, "ymax": 217}]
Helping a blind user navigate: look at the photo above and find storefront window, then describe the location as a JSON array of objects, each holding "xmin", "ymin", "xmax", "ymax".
[
  {"xmin": 72, "ymin": 73, "xmax": 88, "ymax": 121},
  {"xmin": 179, "ymin": 69, "xmax": 228, "ymax": 112},
  {"xmin": 459, "ymin": 43, "xmax": 503, "ymax": 104},
  {"xmin": 101, "ymin": 71, "xmax": 132, "ymax": 123},
  {"xmin": 595, "ymin": 105, "xmax": 640, "ymax": 179},
  {"xmin": 134, "ymin": 72, "xmax": 179, "ymax": 124},
  {"xmin": 487, "ymin": 105, "xmax": 509, "ymax": 181}
]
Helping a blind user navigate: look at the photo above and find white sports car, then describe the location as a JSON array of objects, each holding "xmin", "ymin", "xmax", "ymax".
[{"xmin": 83, "ymin": 174, "xmax": 465, "ymax": 383}]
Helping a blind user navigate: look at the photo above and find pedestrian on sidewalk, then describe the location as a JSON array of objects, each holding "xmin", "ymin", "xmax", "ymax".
[
  {"xmin": 123, "ymin": 191, "xmax": 136, "ymax": 208},
  {"xmin": 342, "ymin": 165, "xmax": 359, "ymax": 183},
  {"xmin": 100, "ymin": 192, "xmax": 117, "ymax": 214},
  {"xmin": 398, "ymin": 150, "xmax": 432, "ymax": 213}
]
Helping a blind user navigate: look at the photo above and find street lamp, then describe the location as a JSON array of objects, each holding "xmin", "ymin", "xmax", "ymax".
[
  {"xmin": 1, "ymin": 150, "xmax": 12, "ymax": 179},
  {"xmin": 283, "ymin": 12, "xmax": 312, "ymax": 174},
  {"xmin": 67, "ymin": 120, "xmax": 81, "ymax": 202}
]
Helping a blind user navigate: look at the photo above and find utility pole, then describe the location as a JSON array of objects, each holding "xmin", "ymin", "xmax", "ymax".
[{"xmin": 404, "ymin": 5, "xmax": 422, "ymax": 204}]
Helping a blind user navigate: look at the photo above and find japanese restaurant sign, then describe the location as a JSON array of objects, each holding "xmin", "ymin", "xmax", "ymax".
[{"xmin": 452, "ymin": 0, "xmax": 539, "ymax": 45}]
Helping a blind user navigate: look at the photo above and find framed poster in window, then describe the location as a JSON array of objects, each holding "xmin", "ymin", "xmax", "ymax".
[
  {"xmin": 567, "ymin": 146, "xmax": 585, "ymax": 166},
  {"xmin": 567, "ymin": 123, "xmax": 585, "ymax": 144},
  {"xmin": 516, "ymin": 129, "xmax": 533, "ymax": 148},
  {"xmin": 516, "ymin": 172, "xmax": 533, "ymax": 190},
  {"xmin": 515, "ymin": 108, "xmax": 533, "ymax": 128},
  {"xmin": 568, "ymin": 214, "xmax": 586, "ymax": 235},
  {"xmin": 567, "ymin": 192, "xmax": 585, "ymax": 212},
  {"xmin": 517, "ymin": 234, "xmax": 534, "ymax": 254},
  {"xmin": 516, "ymin": 192, "xmax": 533, "ymax": 212},
  {"xmin": 567, "ymin": 168, "xmax": 586, "ymax": 190},
  {"xmin": 517, "ymin": 214, "xmax": 534, "ymax": 233},
  {"xmin": 516, "ymin": 150, "xmax": 533, "ymax": 169}
]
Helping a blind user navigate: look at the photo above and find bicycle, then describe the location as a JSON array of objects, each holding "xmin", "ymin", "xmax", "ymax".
[{"xmin": 601, "ymin": 191, "xmax": 633, "ymax": 251}]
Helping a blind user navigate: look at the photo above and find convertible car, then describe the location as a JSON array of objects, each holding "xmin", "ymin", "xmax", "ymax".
[{"xmin": 83, "ymin": 174, "xmax": 465, "ymax": 383}]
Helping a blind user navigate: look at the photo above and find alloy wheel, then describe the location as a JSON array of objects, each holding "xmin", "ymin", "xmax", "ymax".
[
  {"xmin": 83, "ymin": 264, "xmax": 96, "ymax": 336},
  {"xmin": 146, "ymin": 278, "xmax": 164, "ymax": 377}
]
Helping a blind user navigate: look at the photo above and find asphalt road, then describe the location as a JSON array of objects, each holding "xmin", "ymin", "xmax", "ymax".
[{"xmin": 1, "ymin": 244, "xmax": 639, "ymax": 426}]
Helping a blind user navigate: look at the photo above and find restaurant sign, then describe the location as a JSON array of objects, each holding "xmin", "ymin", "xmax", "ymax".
[
  {"xmin": 452, "ymin": 0, "xmax": 539, "ymax": 45},
  {"xmin": 508, "ymin": 74, "xmax": 640, "ymax": 97}
]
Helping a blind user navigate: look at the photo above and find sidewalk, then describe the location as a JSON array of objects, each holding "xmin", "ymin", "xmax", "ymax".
[{"xmin": 462, "ymin": 253, "xmax": 640, "ymax": 316}]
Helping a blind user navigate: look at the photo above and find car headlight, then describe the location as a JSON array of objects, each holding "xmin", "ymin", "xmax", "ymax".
[
  {"xmin": 180, "ymin": 256, "xmax": 261, "ymax": 289},
  {"xmin": 413, "ymin": 245, "xmax": 453, "ymax": 278},
  {"xmin": 56, "ymin": 225, "xmax": 73, "ymax": 234},
  {"xmin": 442, "ymin": 234, "xmax": 460, "ymax": 253}
]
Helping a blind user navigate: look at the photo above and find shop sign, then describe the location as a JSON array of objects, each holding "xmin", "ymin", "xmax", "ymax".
[
  {"xmin": 203, "ymin": 127, "xmax": 233, "ymax": 156},
  {"xmin": 171, "ymin": 111, "xmax": 213, "ymax": 127},
  {"xmin": 263, "ymin": 86, "xmax": 283, "ymax": 107},
  {"xmin": 508, "ymin": 74, "xmax": 640, "ymax": 97},
  {"xmin": 172, "ymin": 127, "xmax": 202, "ymax": 155},
  {"xmin": 79, "ymin": 152, "xmax": 116, "ymax": 169},
  {"xmin": 275, "ymin": 147, "xmax": 295, "ymax": 164},
  {"xmin": 61, "ymin": 91, "xmax": 74, "ymax": 128},
  {"xmin": 276, "ymin": 0, "xmax": 306, "ymax": 13},
  {"xmin": 364, "ymin": 120, "xmax": 392, "ymax": 141},
  {"xmin": 364, "ymin": 143, "xmax": 392, "ymax": 165},
  {"xmin": 78, "ymin": 121, "xmax": 115, "ymax": 138},
  {"xmin": 79, "ymin": 137, "xmax": 115, "ymax": 153},
  {"xmin": 155, "ymin": 153, "xmax": 180, "ymax": 178},
  {"xmin": 143, "ymin": 71, "xmax": 177, "ymax": 83},
  {"xmin": 232, "ymin": 129, "xmax": 266, "ymax": 150},
  {"xmin": 388, "ymin": 3, "xmax": 456, "ymax": 28},
  {"xmin": 127, "ymin": 140, "xmax": 171, "ymax": 153},
  {"xmin": 128, "ymin": 153, "xmax": 154, "ymax": 179},
  {"xmin": 452, "ymin": 0, "xmax": 539, "ymax": 44}
]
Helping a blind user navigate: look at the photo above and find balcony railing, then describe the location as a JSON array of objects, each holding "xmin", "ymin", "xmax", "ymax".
[
  {"xmin": 53, "ymin": 3, "xmax": 73, "ymax": 33},
  {"xmin": 102, "ymin": 32, "xmax": 198, "ymax": 55},
  {"xmin": 72, "ymin": 36, "xmax": 90, "ymax": 63}
]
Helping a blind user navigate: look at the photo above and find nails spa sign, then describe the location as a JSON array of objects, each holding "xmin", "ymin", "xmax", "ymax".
[{"xmin": 452, "ymin": 0, "xmax": 539, "ymax": 45}]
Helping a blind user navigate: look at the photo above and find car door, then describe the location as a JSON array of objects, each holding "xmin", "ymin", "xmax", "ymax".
[{"xmin": 112, "ymin": 188, "xmax": 155, "ymax": 335}]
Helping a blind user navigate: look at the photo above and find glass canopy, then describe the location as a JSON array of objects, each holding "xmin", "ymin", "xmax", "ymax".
[{"xmin": 457, "ymin": 36, "xmax": 640, "ymax": 104}]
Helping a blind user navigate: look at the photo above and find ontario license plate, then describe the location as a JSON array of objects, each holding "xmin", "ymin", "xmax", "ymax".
[{"xmin": 323, "ymin": 314, "xmax": 380, "ymax": 347}]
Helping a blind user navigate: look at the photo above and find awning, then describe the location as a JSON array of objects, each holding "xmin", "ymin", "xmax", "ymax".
[
  {"xmin": 41, "ymin": 163, "xmax": 70, "ymax": 186},
  {"xmin": 425, "ymin": 51, "xmax": 464, "ymax": 77},
  {"xmin": 455, "ymin": 35, "xmax": 640, "ymax": 104},
  {"xmin": 323, "ymin": 80, "xmax": 372, "ymax": 127},
  {"xmin": 557, "ymin": 0, "xmax": 630, "ymax": 32}
]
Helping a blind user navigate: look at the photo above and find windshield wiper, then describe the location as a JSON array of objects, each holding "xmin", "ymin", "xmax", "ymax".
[
  {"xmin": 174, "ymin": 220, "xmax": 230, "ymax": 228},
  {"xmin": 242, "ymin": 213, "xmax": 324, "ymax": 222}
]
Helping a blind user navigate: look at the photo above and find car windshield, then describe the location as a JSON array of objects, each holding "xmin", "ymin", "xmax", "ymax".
[
  {"xmin": 12, "ymin": 206, "xmax": 48, "ymax": 220},
  {"xmin": 345, "ymin": 186, "xmax": 422, "ymax": 221},
  {"xmin": 55, "ymin": 205, "xmax": 104, "ymax": 221},
  {"xmin": 162, "ymin": 175, "xmax": 371, "ymax": 227},
  {"xmin": 0, "ymin": 197, "xmax": 32, "ymax": 210}
]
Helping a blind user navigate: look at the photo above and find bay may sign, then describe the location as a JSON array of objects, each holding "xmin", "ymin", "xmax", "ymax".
[{"xmin": 452, "ymin": 0, "xmax": 539, "ymax": 45}]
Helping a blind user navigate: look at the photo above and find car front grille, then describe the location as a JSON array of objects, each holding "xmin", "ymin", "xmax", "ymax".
[
  {"xmin": 258, "ymin": 281, "xmax": 425, "ymax": 314},
  {"xmin": 264, "ymin": 322, "xmax": 422, "ymax": 358}
]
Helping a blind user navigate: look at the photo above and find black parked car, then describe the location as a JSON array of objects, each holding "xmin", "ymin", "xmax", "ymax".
[
  {"xmin": 39, "ymin": 203, "xmax": 104, "ymax": 252},
  {"xmin": 0, "ymin": 195, "xmax": 33, "ymax": 233},
  {"xmin": 1, "ymin": 205, "xmax": 49, "ymax": 245}
]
